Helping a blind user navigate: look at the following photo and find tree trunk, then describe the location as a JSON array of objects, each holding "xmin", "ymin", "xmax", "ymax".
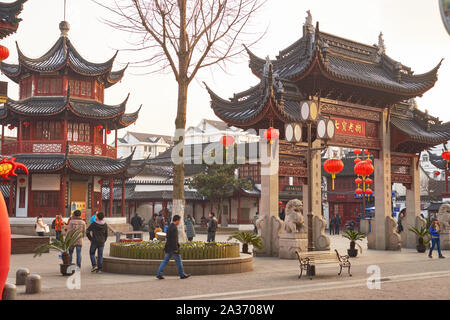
[{"xmin": 173, "ymin": 0, "xmax": 188, "ymax": 242}]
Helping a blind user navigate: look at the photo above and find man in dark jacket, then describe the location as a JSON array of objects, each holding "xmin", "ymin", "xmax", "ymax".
[
  {"xmin": 156, "ymin": 215, "xmax": 190, "ymax": 280},
  {"xmin": 130, "ymin": 213, "xmax": 143, "ymax": 231},
  {"xmin": 86, "ymin": 212, "xmax": 108, "ymax": 273},
  {"xmin": 334, "ymin": 214, "xmax": 341, "ymax": 235},
  {"xmin": 207, "ymin": 212, "xmax": 218, "ymax": 242}
]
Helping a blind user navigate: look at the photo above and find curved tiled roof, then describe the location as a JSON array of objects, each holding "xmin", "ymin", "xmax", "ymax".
[
  {"xmin": 13, "ymin": 154, "xmax": 66, "ymax": 172},
  {"xmin": 0, "ymin": 95, "xmax": 130, "ymax": 120},
  {"xmin": 1, "ymin": 33, "xmax": 125, "ymax": 87},
  {"xmin": 245, "ymin": 28, "xmax": 440, "ymax": 96},
  {"xmin": 68, "ymin": 154, "xmax": 133, "ymax": 175},
  {"xmin": 0, "ymin": 0, "xmax": 26, "ymax": 39},
  {"xmin": 391, "ymin": 116, "xmax": 450, "ymax": 145}
]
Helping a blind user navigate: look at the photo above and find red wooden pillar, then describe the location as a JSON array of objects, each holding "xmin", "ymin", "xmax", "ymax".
[
  {"xmin": 238, "ymin": 194, "xmax": 241, "ymax": 224},
  {"xmin": 8, "ymin": 179, "xmax": 14, "ymax": 217},
  {"xmin": 18, "ymin": 120, "xmax": 22, "ymax": 153},
  {"xmin": 109, "ymin": 178, "xmax": 113, "ymax": 217},
  {"xmin": 121, "ymin": 180, "xmax": 125, "ymax": 217},
  {"xmin": 60, "ymin": 174, "xmax": 66, "ymax": 216},
  {"xmin": 1, "ymin": 125, "xmax": 4, "ymax": 154}
]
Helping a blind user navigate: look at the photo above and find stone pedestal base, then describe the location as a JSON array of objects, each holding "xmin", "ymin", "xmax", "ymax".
[
  {"xmin": 279, "ymin": 232, "xmax": 307, "ymax": 259},
  {"xmin": 441, "ymin": 233, "xmax": 450, "ymax": 250}
]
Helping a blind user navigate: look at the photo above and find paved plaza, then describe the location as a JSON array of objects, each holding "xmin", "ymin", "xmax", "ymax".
[{"xmin": 7, "ymin": 234, "xmax": 450, "ymax": 300}]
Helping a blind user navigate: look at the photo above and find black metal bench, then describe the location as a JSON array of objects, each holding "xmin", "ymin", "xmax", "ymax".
[{"xmin": 295, "ymin": 249, "xmax": 352, "ymax": 279}]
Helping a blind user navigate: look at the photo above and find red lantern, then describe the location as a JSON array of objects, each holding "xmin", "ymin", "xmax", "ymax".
[
  {"xmin": 365, "ymin": 178, "xmax": 373, "ymax": 186},
  {"xmin": 355, "ymin": 188, "xmax": 363, "ymax": 195},
  {"xmin": 354, "ymin": 158, "xmax": 361, "ymax": 164},
  {"xmin": 364, "ymin": 150, "xmax": 371, "ymax": 155},
  {"xmin": 220, "ymin": 135, "xmax": 235, "ymax": 148},
  {"xmin": 279, "ymin": 201, "xmax": 283, "ymax": 206},
  {"xmin": 7, "ymin": 125, "xmax": 14, "ymax": 130},
  {"xmin": 442, "ymin": 151, "xmax": 450, "ymax": 170},
  {"xmin": 0, "ymin": 45, "xmax": 9, "ymax": 61},
  {"xmin": 366, "ymin": 158, "xmax": 373, "ymax": 164},
  {"xmin": 23, "ymin": 121, "xmax": 30, "ymax": 128},
  {"xmin": 353, "ymin": 149, "xmax": 362, "ymax": 156},
  {"xmin": 365, "ymin": 188, "xmax": 373, "ymax": 196},
  {"xmin": 323, "ymin": 158, "xmax": 344, "ymax": 190},
  {"xmin": 355, "ymin": 178, "xmax": 363, "ymax": 185},
  {"xmin": 264, "ymin": 127, "xmax": 279, "ymax": 143},
  {"xmin": 96, "ymin": 125, "xmax": 103, "ymax": 130},
  {"xmin": 354, "ymin": 160, "xmax": 374, "ymax": 178},
  {"xmin": 106, "ymin": 130, "xmax": 111, "ymax": 135},
  {"xmin": 434, "ymin": 171, "xmax": 441, "ymax": 176},
  {"xmin": 98, "ymin": 179, "xmax": 104, "ymax": 185}
]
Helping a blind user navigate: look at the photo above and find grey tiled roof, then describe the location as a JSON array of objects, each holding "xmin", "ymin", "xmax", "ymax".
[
  {"xmin": 14, "ymin": 154, "xmax": 66, "ymax": 172},
  {"xmin": 1, "ymin": 35, "xmax": 125, "ymax": 87},
  {"xmin": 68, "ymin": 155, "xmax": 133, "ymax": 175},
  {"xmin": 391, "ymin": 116, "xmax": 450, "ymax": 145},
  {"xmin": 0, "ymin": 0, "xmax": 26, "ymax": 26}
]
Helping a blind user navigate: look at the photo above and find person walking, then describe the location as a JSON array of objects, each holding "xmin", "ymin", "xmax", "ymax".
[
  {"xmin": 86, "ymin": 211, "xmax": 108, "ymax": 273},
  {"xmin": 207, "ymin": 212, "xmax": 218, "ymax": 242},
  {"xmin": 130, "ymin": 213, "xmax": 143, "ymax": 231},
  {"xmin": 35, "ymin": 215, "xmax": 47, "ymax": 237},
  {"xmin": 156, "ymin": 215, "xmax": 191, "ymax": 280},
  {"xmin": 429, "ymin": 219, "xmax": 445, "ymax": 259},
  {"xmin": 148, "ymin": 214, "xmax": 158, "ymax": 240},
  {"xmin": 397, "ymin": 209, "xmax": 405, "ymax": 234},
  {"xmin": 253, "ymin": 212, "xmax": 259, "ymax": 234},
  {"xmin": 184, "ymin": 215, "xmax": 196, "ymax": 241},
  {"xmin": 334, "ymin": 214, "xmax": 341, "ymax": 235},
  {"xmin": 54, "ymin": 215, "xmax": 65, "ymax": 239},
  {"xmin": 329, "ymin": 215, "xmax": 335, "ymax": 235},
  {"xmin": 67, "ymin": 210, "xmax": 86, "ymax": 269}
]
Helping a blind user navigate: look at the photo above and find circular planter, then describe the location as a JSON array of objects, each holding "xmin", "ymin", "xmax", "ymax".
[
  {"xmin": 60, "ymin": 263, "xmax": 75, "ymax": 276},
  {"xmin": 416, "ymin": 244, "xmax": 426, "ymax": 253},
  {"xmin": 347, "ymin": 248, "xmax": 358, "ymax": 257},
  {"xmin": 103, "ymin": 254, "xmax": 253, "ymax": 276}
]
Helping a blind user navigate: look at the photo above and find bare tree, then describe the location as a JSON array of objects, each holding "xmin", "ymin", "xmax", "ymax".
[{"xmin": 95, "ymin": 0, "xmax": 265, "ymax": 239}]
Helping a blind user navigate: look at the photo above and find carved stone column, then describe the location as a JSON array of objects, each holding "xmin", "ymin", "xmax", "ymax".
[
  {"xmin": 402, "ymin": 156, "xmax": 422, "ymax": 248},
  {"xmin": 368, "ymin": 109, "xmax": 401, "ymax": 250},
  {"xmin": 255, "ymin": 140, "xmax": 282, "ymax": 257}
]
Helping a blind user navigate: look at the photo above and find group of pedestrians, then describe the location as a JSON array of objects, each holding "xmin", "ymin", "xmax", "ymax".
[{"xmin": 329, "ymin": 214, "xmax": 342, "ymax": 235}]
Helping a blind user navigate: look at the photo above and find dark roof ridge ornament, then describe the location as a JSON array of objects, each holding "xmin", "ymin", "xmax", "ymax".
[
  {"xmin": 59, "ymin": 20, "xmax": 70, "ymax": 37},
  {"xmin": 375, "ymin": 32, "xmax": 385, "ymax": 62}
]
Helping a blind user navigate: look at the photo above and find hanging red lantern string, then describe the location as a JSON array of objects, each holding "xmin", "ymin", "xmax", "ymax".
[
  {"xmin": 364, "ymin": 149, "xmax": 371, "ymax": 155},
  {"xmin": 354, "ymin": 158, "xmax": 361, "ymax": 164},
  {"xmin": 355, "ymin": 188, "xmax": 363, "ymax": 195},
  {"xmin": 354, "ymin": 160, "xmax": 374, "ymax": 178},
  {"xmin": 355, "ymin": 177, "xmax": 363, "ymax": 187},
  {"xmin": 364, "ymin": 178, "xmax": 373, "ymax": 186},
  {"xmin": 0, "ymin": 45, "xmax": 9, "ymax": 62},
  {"xmin": 7, "ymin": 125, "xmax": 14, "ymax": 130},
  {"xmin": 442, "ymin": 151, "xmax": 450, "ymax": 170},
  {"xmin": 353, "ymin": 149, "xmax": 362, "ymax": 156},
  {"xmin": 324, "ymin": 158, "xmax": 344, "ymax": 190},
  {"xmin": 220, "ymin": 135, "xmax": 235, "ymax": 149},
  {"xmin": 365, "ymin": 188, "xmax": 373, "ymax": 196}
]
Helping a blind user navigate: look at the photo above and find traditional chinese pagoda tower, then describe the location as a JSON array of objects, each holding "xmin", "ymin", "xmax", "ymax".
[
  {"xmin": 206, "ymin": 12, "xmax": 450, "ymax": 252},
  {"xmin": 0, "ymin": 21, "xmax": 141, "ymax": 218}
]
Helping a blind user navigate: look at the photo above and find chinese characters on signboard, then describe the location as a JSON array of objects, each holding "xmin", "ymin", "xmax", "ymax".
[{"xmin": 332, "ymin": 117, "xmax": 366, "ymax": 137}]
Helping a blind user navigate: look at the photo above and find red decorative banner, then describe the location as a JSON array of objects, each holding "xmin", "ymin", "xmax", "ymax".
[{"xmin": 332, "ymin": 117, "xmax": 366, "ymax": 137}]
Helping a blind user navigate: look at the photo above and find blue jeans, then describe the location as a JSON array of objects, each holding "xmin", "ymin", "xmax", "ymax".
[
  {"xmin": 55, "ymin": 230, "xmax": 61, "ymax": 239},
  {"xmin": 89, "ymin": 243, "xmax": 104, "ymax": 269},
  {"xmin": 69, "ymin": 245, "xmax": 82, "ymax": 268},
  {"xmin": 429, "ymin": 238, "xmax": 442, "ymax": 256},
  {"xmin": 157, "ymin": 253, "xmax": 185, "ymax": 277}
]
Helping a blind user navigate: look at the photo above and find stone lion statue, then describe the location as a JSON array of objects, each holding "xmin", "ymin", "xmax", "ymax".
[
  {"xmin": 437, "ymin": 203, "xmax": 450, "ymax": 232},
  {"xmin": 282, "ymin": 199, "xmax": 305, "ymax": 233}
]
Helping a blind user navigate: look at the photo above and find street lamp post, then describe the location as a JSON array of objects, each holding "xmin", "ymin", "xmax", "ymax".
[{"xmin": 285, "ymin": 99, "xmax": 335, "ymax": 251}]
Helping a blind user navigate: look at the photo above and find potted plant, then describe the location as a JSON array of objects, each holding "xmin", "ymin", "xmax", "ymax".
[
  {"xmin": 227, "ymin": 231, "xmax": 263, "ymax": 254},
  {"xmin": 342, "ymin": 230, "xmax": 366, "ymax": 257},
  {"xmin": 34, "ymin": 230, "xmax": 82, "ymax": 276},
  {"xmin": 408, "ymin": 226, "xmax": 430, "ymax": 253}
]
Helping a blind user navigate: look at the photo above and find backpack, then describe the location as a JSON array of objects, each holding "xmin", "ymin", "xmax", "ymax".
[{"xmin": 51, "ymin": 219, "xmax": 56, "ymax": 230}]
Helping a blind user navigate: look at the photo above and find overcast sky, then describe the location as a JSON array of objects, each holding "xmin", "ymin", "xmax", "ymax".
[{"xmin": 1, "ymin": 0, "xmax": 449, "ymax": 138}]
